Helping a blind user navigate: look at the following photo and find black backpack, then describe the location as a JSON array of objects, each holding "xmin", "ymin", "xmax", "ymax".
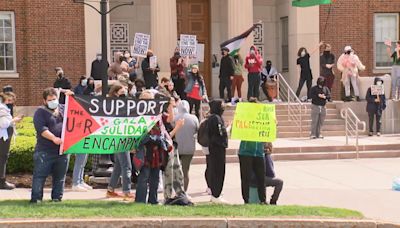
[{"xmin": 197, "ymin": 117, "xmax": 210, "ymax": 147}]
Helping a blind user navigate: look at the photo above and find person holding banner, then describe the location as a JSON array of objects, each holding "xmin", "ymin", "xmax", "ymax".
[
  {"xmin": 185, "ymin": 64, "xmax": 207, "ymax": 119},
  {"xmin": 366, "ymin": 77, "xmax": 386, "ymax": 136},
  {"xmin": 310, "ymin": 77, "xmax": 331, "ymax": 139},
  {"xmin": 105, "ymin": 84, "xmax": 134, "ymax": 201},
  {"xmin": 385, "ymin": 40, "xmax": 400, "ymax": 100},
  {"xmin": 30, "ymin": 88, "xmax": 72, "ymax": 203},
  {"xmin": 142, "ymin": 50, "xmax": 160, "ymax": 89}
]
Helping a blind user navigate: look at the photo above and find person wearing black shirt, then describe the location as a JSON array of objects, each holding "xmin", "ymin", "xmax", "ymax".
[
  {"xmin": 53, "ymin": 67, "xmax": 72, "ymax": 104},
  {"xmin": 90, "ymin": 53, "xmax": 109, "ymax": 80},
  {"xmin": 310, "ymin": 77, "xmax": 331, "ymax": 139},
  {"xmin": 219, "ymin": 47, "xmax": 235, "ymax": 102},
  {"xmin": 320, "ymin": 44, "xmax": 335, "ymax": 90}
]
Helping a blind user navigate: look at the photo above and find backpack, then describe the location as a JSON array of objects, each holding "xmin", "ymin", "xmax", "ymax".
[{"xmin": 197, "ymin": 117, "xmax": 210, "ymax": 147}]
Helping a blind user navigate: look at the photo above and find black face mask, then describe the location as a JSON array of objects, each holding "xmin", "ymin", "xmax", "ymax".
[
  {"xmin": 221, "ymin": 52, "xmax": 225, "ymax": 56},
  {"xmin": 345, "ymin": 51, "xmax": 351, "ymax": 55},
  {"xmin": 6, "ymin": 104, "xmax": 13, "ymax": 116},
  {"xmin": 119, "ymin": 94, "xmax": 126, "ymax": 98},
  {"xmin": 323, "ymin": 51, "xmax": 330, "ymax": 55}
]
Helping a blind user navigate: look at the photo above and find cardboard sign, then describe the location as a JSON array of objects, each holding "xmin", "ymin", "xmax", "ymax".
[
  {"xmin": 132, "ymin": 33, "xmax": 150, "ymax": 58},
  {"xmin": 180, "ymin": 34, "xmax": 197, "ymax": 57},
  {"xmin": 60, "ymin": 95, "xmax": 169, "ymax": 154},
  {"xmin": 231, "ymin": 103, "xmax": 277, "ymax": 142},
  {"xmin": 149, "ymin": 56, "xmax": 157, "ymax": 69},
  {"xmin": 371, "ymin": 85, "xmax": 384, "ymax": 95}
]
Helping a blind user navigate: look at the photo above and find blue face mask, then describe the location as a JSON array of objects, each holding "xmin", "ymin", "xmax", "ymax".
[
  {"xmin": 47, "ymin": 99, "xmax": 59, "ymax": 110},
  {"xmin": 81, "ymin": 79, "xmax": 88, "ymax": 87}
]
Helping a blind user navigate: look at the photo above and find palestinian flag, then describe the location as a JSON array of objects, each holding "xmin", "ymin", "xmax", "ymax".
[
  {"xmin": 220, "ymin": 23, "xmax": 259, "ymax": 56},
  {"xmin": 60, "ymin": 95, "xmax": 169, "ymax": 155},
  {"xmin": 292, "ymin": 0, "xmax": 332, "ymax": 7}
]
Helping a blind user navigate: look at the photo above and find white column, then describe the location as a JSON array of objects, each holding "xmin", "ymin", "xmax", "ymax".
[
  {"xmin": 151, "ymin": 0, "xmax": 177, "ymax": 80},
  {"xmin": 227, "ymin": 0, "xmax": 254, "ymax": 99}
]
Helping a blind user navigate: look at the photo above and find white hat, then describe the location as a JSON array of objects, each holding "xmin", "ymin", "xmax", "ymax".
[{"xmin": 344, "ymin": 46, "xmax": 352, "ymax": 52}]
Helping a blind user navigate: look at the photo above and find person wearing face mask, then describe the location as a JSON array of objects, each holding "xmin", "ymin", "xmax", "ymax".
[
  {"xmin": 366, "ymin": 78, "xmax": 386, "ymax": 136},
  {"xmin": 385, "ymin": 41, "xmax": 400, "ymax": 100},
  {"xmin": 231, "ymin": 54, "xmax": 244, "ymax": 104},
  {"xmin": 261, "ymin": 60, "xmax": 278, "ymax": 102},
  {"xmin": 0, "ymin": 92, "xmax": 22, "ymax": 189},
  {"xmin": 73, "ymin": 76, "xmax": 88, "ymax": 95},
  {"xmin": 309, "ymin": 77, "xmax": 331, "ymax": 139},
  {"xmin": 320, "ymin": 44, "xmax": 336, "ymax": 90},
  {"xmin": 91, "ymin": 53, "xmax": 109, "ymax": 80},
  {"xmin": 31, "ymin": 88, "xmax": 73, "ymax": 203},
  {"xmin": 295, "ymin": 42, "xmax": 324, "ymax": 100},
  {"xmin": 170, "ymin": 50, "xmax": 187, "ymax": 100},
  {"xmin": 219, "ymin": 47, "xmax": 235, "ymax": 103},
  {"xmin": 185, "ymin": 64, "xmax": 207, "ymax": 119},
  {"xmin": 245, "ymin": 46, "xmax": 263, "ymax": 101},
  {"xmin": 142, "ymin": 50, "xmax": 160, "ymax": 89},
  {"xmin": 105, "ymin": 84, "xmax": 134, "ymax": 201},
  {"xmin": 337, "ymin": 46, "xmax": 365, "ymax": 102},
  {"xmin": 53, "ymin": 67, "xmax": 72, "ymax": 104},
  {"xmin": 108, "ymin": 52, "xmax": 124, "ymax": 80},
  {"xmin": 207, "ymin": 99, "xmax": 229, "ymax": 204},
  {"xmin": 122, "ymin": 51, "xmax": 139, "ymax": 82},
  {"xmin": 83, "ymin": 77, "xmax": 96, "ymax": 96}
]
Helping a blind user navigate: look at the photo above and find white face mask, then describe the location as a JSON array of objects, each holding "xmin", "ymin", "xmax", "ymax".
[
  {"xmin": 81, "ymin": 79, "xmax": 88, "ymax": 87},
  {"xmin": 124, "ymin": 54, "xmax": 130, "ymax": 59},
  {"xmin": 96, "ymin": 55, "xmax": 102, "ymax": 61},
  {"xmin": 47, "ymin": 99, "xmax": 59, "ymax": 110},
  {"xmin": 301, "ymin": 51, "xmax": 306, "ymax": 57},
  {"xmin": 376, "ymin": 81, "xmax": 382, "ymax": 86}
]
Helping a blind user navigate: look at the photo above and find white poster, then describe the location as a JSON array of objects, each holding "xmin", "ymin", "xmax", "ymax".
[
  {"xmin": 149, "ymin": 56, "xmax": 157, "ymax": 69},
  {"xmin": 132, "ymin": 33, "xmax": 150, "ymax": 58},
  {"xmin": 371, "ymin": 85, "xmax": 384, "ymax": 95},
  {"xmin": 180, "ymin": 34, "xmax": 197, "ymax": 57}
]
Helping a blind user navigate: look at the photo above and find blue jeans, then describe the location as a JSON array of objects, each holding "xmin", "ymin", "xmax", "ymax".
[
  {"xmin": 72, "ymin": 154, "xmax": 88, "ymax": 186},
  {"xmin": 108, "ymin": 152, "xmax": 132, "ymax": 193},
  {"xmin": 135, "ymin": 166, "xmax": 160, "ymax": 204},
  {"xmin": 31, "ymin": 151, "xmax": 69, "ymax": 202}
]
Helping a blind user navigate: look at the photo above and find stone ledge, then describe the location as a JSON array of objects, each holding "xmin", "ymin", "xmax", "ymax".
[{"xmin": 0, "ymin": 218, "xmax": 398, "ymax": 228}]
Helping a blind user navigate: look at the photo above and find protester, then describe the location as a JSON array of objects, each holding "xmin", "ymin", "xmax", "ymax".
[
  {"xmin": 219, "ymin": 47, "xmax": 235, "ymax": 103},
  {"xmin": 53, "ymin": 67, "xmax": 72, "ymax": 104},
  {"xmin": 170, "ymin": 50, "xmax": 187, "ymax": 100},
  {"xmin": 142, "ymin": 50, "xmax": 160, "ymax": 89},
  {"xmin": 261, "ymin": 60, "xmax": 278, "ymax": 102},
  {"xmin": 208, "ymin": 99, "xmax": 229, "ymax": 204},
  {"xmin": 320, "ymin": 44, "xmax": 335, "ymax": 90},
  {"xmin": 90, "ymin": 53, "xmax": 109, "ymax": 80},
  {"xmin": 295, "ymin": 42, "xmax": 324, "ymax": 100},
  {"xmin": 0, "ymin": 92, "xmax": 22, "ymax": 190},
  {"xmin": 366, "ymin": 77, "xmax": 386, "ymax": 136},
  {"xmin": 238, "ymin": 138, "xmax": 267, "ymax": 204},
  {"xmin": 123, "ymin": 51, "xmax": 139, "ymax": 82},
  {"xmin": 244, "ymin": 46, "xmax": 263, "ymax": 101},
  {"xmin": 263, "ymin": 142, "xmax": 283, "ymax": 205},
  {"xmin": 71, "ymin": 77, "xmax": 93, "ymax": 192},
  {"xmin": 164, "ymin": 81, "xmax": 180, "ymax": 102},
  {"xmin": 231, "ymin": 53, "xmax": 244, "ymax": 104},
  {"xmin": 31, "ymin": 88, "xmax": 72, "ymax": 203},
  {"xmin": 175, "ymin": 100, "xmax": 199, "ymax": 191},
  {"xmin": 83, "ymin": 77, "xmax": 95, "ymax": 96},
  {"xmin": 310, "ymin": 77, "xmax": 331, "ymax": 139},
  {"xmin": 106, "ymin": 84, "xmax": 134, "ymax": 201},
  {"xmin": 108, "ymin": 52, "xmax": 124, "ymax": 80},
  {"xmin": 185, "ymin": 64, "xmax": 206, "ymax": 119},
  {"xmin": 385, "ymin": 41, "xmax": 400, "ymax": 100},
  {"xmin": 337, "ymin": 46, "xmax": 365, "ymax": 102},
  {"xmin": 134, "ymin": 79, "xmax": 146, "ymax": 97}
]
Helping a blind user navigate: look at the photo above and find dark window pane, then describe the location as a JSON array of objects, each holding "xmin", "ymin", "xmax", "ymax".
[
  {"xmin": 0, "ymin": 58, "xmax": 4, "ymax": 70},
  {"xmin": 0, "ymin": 29, "xmax": 4, "ymax": 42},
  {"xmin": 5, "ymin": 57, "xmax": 13, "ymax": 71},
  {"xmin": 5, "ymin": 43, "xmax": 13, "ymax": 56},
  {"xmin": 4, "ymin": 28, "xmax": 12, "ymax": 41},
  {"xmin": 0, "ymin": 20, "xmax": 3, "ymax": 28},
  {"xmin": 0, "ymin": 44, "xmax": 4, "ymax": 56},
  {"xmin": 4, "ymin": 19, "xmax": 11, "ymax": 28}
]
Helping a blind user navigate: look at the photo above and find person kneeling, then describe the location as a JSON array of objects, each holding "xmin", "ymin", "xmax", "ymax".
[{"xmin": 264, "ymin": 142, "xmax": 283, "ymax": 205}]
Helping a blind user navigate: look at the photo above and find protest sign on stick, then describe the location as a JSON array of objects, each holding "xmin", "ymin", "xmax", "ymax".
[
  {"xmin": 132, "ymin": 33, "xmax": 150, "ymax": 58},
  {"xmin": 149, "ymin": 56, "xmax": 157, "ymax": 69},
  {"xmin": 371, "ymin": 85, "xmax": 384, "ymax": 95},
  {"xmin": 180, "ymin": 34, "xmax": 197, "ymax": 57}
]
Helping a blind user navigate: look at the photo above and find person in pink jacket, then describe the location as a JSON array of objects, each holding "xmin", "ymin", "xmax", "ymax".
[{"xmin": 244, "ymin": 46, "xmax": 263, "ymax": 101}]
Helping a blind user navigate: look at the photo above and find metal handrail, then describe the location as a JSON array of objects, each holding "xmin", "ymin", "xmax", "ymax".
[
  {"xmin": 277, "ymin": 73, "xmax": 304, "ymax": 137},
  {"xmin": 340, "ymin": 108, "xmax": 367, "ymax": 159}
]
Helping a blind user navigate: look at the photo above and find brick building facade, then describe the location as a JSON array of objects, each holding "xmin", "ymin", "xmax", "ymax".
[
  {"xmin": 0, "ymin": 0, "xmax": 85, "ymax": 106},
  {"xmin": 320, "ymin": 0, "xmax": 400, "ymax": 99}
]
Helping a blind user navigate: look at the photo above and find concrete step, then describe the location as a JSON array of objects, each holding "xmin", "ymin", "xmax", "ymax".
[
  {"xmin": 275, "ymin": 109, "xmax": 338, "ymax": 116},
  {"xmin": 276, "ymin": 114, "xmax": 340, "ymax": 121},
  {"xmin": 277, "ymin": 131, "xmax": 346, "ymax": 138},
  {"xmin": 278, "ymin": 124, "xmax": 345, "ymax": 132},
  {"xmin": 272, "ymin": 143, "xmax": 400, "ymax": 154},
  {"xmin": 277, "ymin": 119, "xmax": 345, "ymax": 126}
]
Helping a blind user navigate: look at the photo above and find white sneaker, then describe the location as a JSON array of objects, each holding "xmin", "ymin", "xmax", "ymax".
[
  {"xmin": 210, "ymin": 196, "xmax": 229, "ymax": 204},
  {"xmin": 81, "ymin": 182, "xmax": 93, "ymax": 190},
  {"xmin": 205, "ymin": 188, "xmax": 212, "ymax": 195},
  {"xmin": 72, "ymin": 184, "xmax": 88, "ymax": 192}
]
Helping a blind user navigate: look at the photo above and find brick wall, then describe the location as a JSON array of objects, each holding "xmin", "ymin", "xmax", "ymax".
[
  {"xmin": 0, "ymin": 0, "xmax": 85, "ymax": 106},
  {"xmin": 320, "ymin": 0, "xmax": 400, "ymax": 99}
]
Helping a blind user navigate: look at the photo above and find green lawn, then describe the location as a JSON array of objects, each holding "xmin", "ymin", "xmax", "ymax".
[{"xmin": 0, "ymin": 200, "xmax": 363, "ymax": 219}]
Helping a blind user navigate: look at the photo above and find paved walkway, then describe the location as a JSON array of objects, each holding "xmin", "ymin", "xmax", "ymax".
[{"xmin": 1, "ymin": 158, "xmax": 399, "ymax": 224}]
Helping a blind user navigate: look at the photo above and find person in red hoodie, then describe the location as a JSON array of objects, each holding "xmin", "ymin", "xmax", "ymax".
[{"xmin": 244, "ymin": 46, "xmax": 263, "ymax": 101}]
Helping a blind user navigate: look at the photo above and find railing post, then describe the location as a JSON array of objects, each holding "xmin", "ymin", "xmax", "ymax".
[
  {"xmin": 277, "ymin": 75, "xmax": 280, "ymax": 101},
  {"xmin": 299, "ymin": 105, "xmax": 303, "ymax": 137},
  {"xmin": 356, "ymin": 122, "xmax": 359, "ymax": 159},
  {"xmin": 287, "ymin": 88, "xmax": 290, "ymax": 116},
  {"xmin": 345, "ymin": 110, "xmax": 349, "ymax": 145}
]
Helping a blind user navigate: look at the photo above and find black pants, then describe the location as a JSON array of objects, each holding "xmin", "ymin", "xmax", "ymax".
[
  {"xmin": 205, "ymin": 155, "xmax": 211, "ymax": 188},
  {"xmin": 172, "ymin": 76, "xmax": 186, "ymax": 100},
  {"xmin": 247, "ymin": 72, "xmax": 261, "ymax": 100},
  {"xmin": 208, "ymin": 145, "xmax": 226, "ymax": 198},
  {"xmin": 219, "ymin": 78, "xmax": 232, "ymax": 101},
  {"xmin": 368, "ymin": 112, "xmax": 382, "ymax": 133},
  {"xmin": 295, "ymin": 77, "xmax": 312, "ymax": 99},
  {"xmin": 0, "ymin": 127, "xmax": 13, "ymax": 179},
  {"xmin": 187, "ymin": 97, "xmax": 201, "ymax": 119},
  {"xmin": 239, "ymin": 155, "xmax": 266, "ymax": 203},
  {"xmin": 265, "ymin": 176, "xmax": 283, "ymax": 204}
]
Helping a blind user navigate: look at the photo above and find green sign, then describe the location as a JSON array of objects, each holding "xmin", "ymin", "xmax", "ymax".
[{"xmin": 231, "ymin": 103, "xmax": 277, "ymax": 142}]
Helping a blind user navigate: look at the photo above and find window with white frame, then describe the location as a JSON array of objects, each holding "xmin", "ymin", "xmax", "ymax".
[
  {"xmin": 374, "ymin": 13, "xmax": 399, "ymax": 68},
  {"xmin": 0, "ymin": 12, "xmax": 16, "ymax": 72},
  {"xmin": 281, "ymin": 17, "xmax": 289, "ymax": 72}
]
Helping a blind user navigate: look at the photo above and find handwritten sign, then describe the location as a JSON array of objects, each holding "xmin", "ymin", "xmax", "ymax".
[
  {"xmin": 180, "ymin": 34, "xmax": 197, "ymax": 57},
  {"xmin": 132, "ymin": 33, "xmax": 150, "ymax": 58},
  {"xmin": 149, "ymin": 56, "xmax": 157, "ymax": 69},
  {"xmin": 371, "ymin": 85, "xmax": 384, "ymax": 95},
  {"xmin": 231, "ymin": 103, "xmax": 277, "ymax": 142}
]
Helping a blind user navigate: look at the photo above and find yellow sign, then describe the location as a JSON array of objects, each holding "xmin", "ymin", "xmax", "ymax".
[{"xmin": 231, "ymin": 103, "xmax": 277, "ymax": 142}]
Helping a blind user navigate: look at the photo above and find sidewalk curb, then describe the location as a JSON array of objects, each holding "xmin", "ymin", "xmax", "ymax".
[{"xmin": 0, "ymin": 218, "xmax": 399, "ymax": 228}]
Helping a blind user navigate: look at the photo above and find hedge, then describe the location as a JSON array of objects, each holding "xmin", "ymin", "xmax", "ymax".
[{"xmin": 7, "ymin": 117, "xmax": 92, "ymax": 174}]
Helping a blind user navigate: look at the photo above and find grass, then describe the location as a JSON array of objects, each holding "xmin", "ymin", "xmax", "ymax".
[{"xmin": 0, "ymin": 200, "xmax": 363, "ymax": 219}]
